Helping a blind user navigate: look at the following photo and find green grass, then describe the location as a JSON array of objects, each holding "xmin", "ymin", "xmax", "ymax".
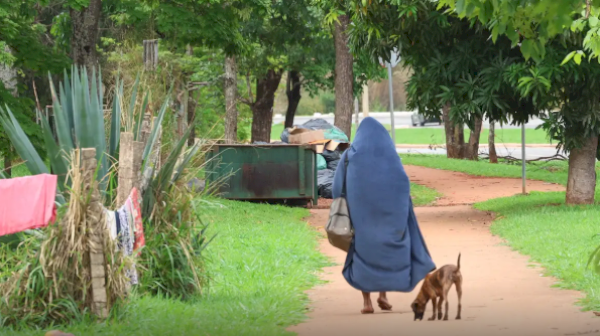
[
  {"xmin": 271, "ymin": 123, "xmax": 552, "ymax": 145},
  {"xmin": 401, "ymin": 154, "xmax": 572, "ymax": 186},
  {"xmin": 0, "ymin": 199, "xmax": 328, "ymax": 336},
  {"xmin": 475, "ymin": 192, "xmax": 600, "ymax": 311},
  {"xmin": 411, "ymin": 182, "xmax": 441, "ymax": 206},
  {"xmin": 0, "ymin": 161, "xmax": 32, "ymax": 178}
]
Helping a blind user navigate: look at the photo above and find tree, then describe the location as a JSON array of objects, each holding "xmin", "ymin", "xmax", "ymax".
[
  {"xmin": 347, "ymin": 1, "xmax": 536, "ymax": 160},
  {"xmin": 70, "ymin": 0, "xmax": 103, "ymax": 71},
  {"xmin": 434, "ymin": 0, "xmax": 600, "ymax": 204},
  {"xmin": 333, "ymin": 14, "xmax": 354, "ymax": 138}
]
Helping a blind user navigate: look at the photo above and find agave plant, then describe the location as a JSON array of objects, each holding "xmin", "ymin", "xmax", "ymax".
[{"xmin": 0, "ymin": 66, "xmax": 170, "ymax": 204}]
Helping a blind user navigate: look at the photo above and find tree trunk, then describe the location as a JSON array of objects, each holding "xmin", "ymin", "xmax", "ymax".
[
  {"xmin": 250, "ymin": 69, "xmax": 283, "ymax": 143},
  {"xmin": 489, "ymin": 121, "xmax": 498, "ymax": 163},
  {"xmin": 442, "ymin": 103, "xmax": 465, "ymax": 158},
  {"xmin": 187, "ymin": 91, "xmax": 197, "ymax": 147},
  {"xmin": 70, "ymin": 0, "xmax": 102, "ymax": 73},
  {"xmin": 566, "ymin": 135, "xmax": 598, "ymax": 205},
  {"xmin": 186, "ymin": 45, "xmax": 196, "ymax": 147},
  {"xmin": 224, "ymin": 56, "xmax": 238, "ymax": 144},
  {"xmin": 464, "ymin": 116, "xmax": 483, "ymax": 160},
  {"xmin": 333, "ymin": 14, "xmax": 354, "ymax": 139},
  {"xmin": 284, "ymin": 70, "xmax": 301, "ymax": 128}
]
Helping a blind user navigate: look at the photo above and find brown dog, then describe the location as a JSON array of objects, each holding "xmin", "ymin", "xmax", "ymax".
[{"xmin": 411, "ymin": 253, "xmax": 462, "ymax": 321}]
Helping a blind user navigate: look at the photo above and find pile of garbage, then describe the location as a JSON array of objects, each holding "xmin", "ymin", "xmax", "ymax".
[{"xmin": 280, "ymin": 118, "xmax": 349, "ymax": 199}]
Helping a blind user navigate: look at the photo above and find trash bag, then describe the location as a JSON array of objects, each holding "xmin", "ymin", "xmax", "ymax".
[
  {"xmin": 302, "ymin": 118, "xmax": 333, "ymax": 130},
  {"xmin": 321, "ymin": 149, "xmax": 341, "ymax": 162},
  {"xmin": 280, "ymin": 127, "xmax": 296, "ymax": 143},
  {"xmin": 327, "ymin": 159, "xmax": 341, "ymax": 171},
  {"xmin": 317, "ymin": 169, "xmax": 335, "ymax": 199},
  {"xmin": 324, "ymin": 127, "xmax": 349, "ymax": 142},
  {"xmin": 317, "ymin": 154, "xmax": 327, "ymax": 170}
]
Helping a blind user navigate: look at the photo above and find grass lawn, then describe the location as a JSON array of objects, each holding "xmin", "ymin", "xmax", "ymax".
[
  {"xmin": 401, "ymin": 154, "xmax": 573, "ymax": 186},
  {"xmin": 411, "ymin": 182, "xmax": 441, "ymax": 206},
  {"xmin": 0, "ymin": 199, "xmax": 328, "ymax": 336},
  {"xmin": 271, "ymin": 123, "xmax": 552, "ymax": 145},
  {"xmin": 475, "ymin": 192, "xmax": 600, "ymax": 311}
]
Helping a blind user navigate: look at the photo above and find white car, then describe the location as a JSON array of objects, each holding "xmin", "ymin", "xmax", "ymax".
[{"xmin": 411, "ymin": 112, "xmax": 442, "ymax": 127}]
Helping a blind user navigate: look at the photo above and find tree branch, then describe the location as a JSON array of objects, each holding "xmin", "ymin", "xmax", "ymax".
[{"xmin": 586, "ymin": 0, "xmax": 591, "ymax": 18}]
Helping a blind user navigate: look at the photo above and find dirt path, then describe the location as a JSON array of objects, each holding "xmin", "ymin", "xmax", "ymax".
[{"xmin": 289, "ymin": 165, "xmax": 600, "ymax": 336}]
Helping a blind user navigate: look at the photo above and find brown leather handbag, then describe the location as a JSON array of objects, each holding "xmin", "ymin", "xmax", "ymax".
[{"xmin": 325, "ymin": 156, "xmax": 353, "ymax": 252}]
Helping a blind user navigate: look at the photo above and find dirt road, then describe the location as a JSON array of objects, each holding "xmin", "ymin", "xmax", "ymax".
[{"xmin": 289, "ymin": 165, "xmax": 600, "ymax": 336}]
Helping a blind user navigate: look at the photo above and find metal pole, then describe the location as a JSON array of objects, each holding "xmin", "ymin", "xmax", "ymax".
[
  {"xmin": 387, "ymin": 63, "xmax": 396, "ymax": 144},
  {"xmin": 522, "ymin": 122, "xmax": 526, "ymax": 194}
]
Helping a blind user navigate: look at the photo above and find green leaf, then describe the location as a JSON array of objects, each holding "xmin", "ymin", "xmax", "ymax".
[
  {"xmin": 109, "ymin": 78, "xmax": 122, "ymax": 160},
  {"xmin": 574, "ymin": 52, "xmax": 583, "ymax": 65},
  {"xmin": 142, "ymin": 87, "xmax": 173, "ymax": 173},
  {"xmin": 0, "ymin": 106, "xmax": 48, "ymax": 175},
  {"xmin": 590, "ymin": 16, "xmax": 599, "ymax": 28},
  {"xmin": 561, "ymin": 51, "xmax": 577, "ymax": 65},
  {"xmin": 521, "ymin": 39, "xmax": 534, "ymax": 60},
  {"xmin": 455, "ymin": 0, "xmax": 465, "ymax": 14}
]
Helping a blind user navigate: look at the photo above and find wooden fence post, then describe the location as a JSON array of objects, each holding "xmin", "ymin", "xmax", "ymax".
[
  {"xmin": 117, "ymin": 133, "xmax": 134, "ymax": 207},
  {"xmin": 143, "ymin": 40, "xmax": 159, "ymax": 71},
  {"xmin": 81, "ymin": 148, "xmax": 109, "ymax": 319},
  {"xmin": 118, "ymin": 132, "xmax": 145, "ymax": 205}
]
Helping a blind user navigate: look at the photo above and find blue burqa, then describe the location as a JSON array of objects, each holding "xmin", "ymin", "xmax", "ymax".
[{"xmin": 332, "ymin": 117, "xmax": 436, "ymax": 292}]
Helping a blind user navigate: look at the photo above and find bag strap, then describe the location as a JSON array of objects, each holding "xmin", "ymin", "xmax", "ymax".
[{"xmin": 341, "ymin": 154, "xmax": 349, "ymax": 198}]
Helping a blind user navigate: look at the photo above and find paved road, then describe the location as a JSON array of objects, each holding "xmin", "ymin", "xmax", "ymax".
[
  {"xmin": 273, "ymin": 112, "xmax": 546, "ymax": 129},
  {"xmin": 397, "ymin": 146, "xmax": 564, "ymax": 160}
]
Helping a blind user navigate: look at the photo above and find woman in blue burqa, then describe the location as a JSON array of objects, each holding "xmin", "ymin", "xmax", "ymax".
[{"xmin": 332, "ymin": 117, "xmax": 436, "ymax": 314}]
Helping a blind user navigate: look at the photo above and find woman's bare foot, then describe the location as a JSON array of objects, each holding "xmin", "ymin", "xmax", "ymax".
[
  {"xmin": 361, "ymin": 291, "xmax": 374, "ymax": 314},
  {"xmin": 361, "ymin": 306, "xmax": 375, "ymax": 314},
  {"xmin": 377, "ymin": 297, "xmax": 393, "ymax": 311},
  {"xmin": 377, "ymin": 292, "xmax": 393, "ymax": 311}
]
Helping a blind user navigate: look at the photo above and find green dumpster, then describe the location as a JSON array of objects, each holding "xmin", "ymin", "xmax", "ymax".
[{"xmin": 205, "ymin": 144, "xmax": 318, "ymax": 206}]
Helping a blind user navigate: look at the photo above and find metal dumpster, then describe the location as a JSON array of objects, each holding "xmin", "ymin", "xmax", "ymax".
[{"xmin": 205, "ymin": 144, "xmax": 318, "ymax": 206}]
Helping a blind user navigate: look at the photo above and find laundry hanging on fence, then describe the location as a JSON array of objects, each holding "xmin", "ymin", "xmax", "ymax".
[
  {"xmin": 116, "ymin": 204, "xmax": 138, "ymax": 285},
  {"xmin": 128, "ymin": 188, "xmax": 145, "ymax": 254},
  {"xmin": 104, "ymin": 187, "xmax": 146, "ymax": 285},
  {"xmin": 0, "ymin": 174, "xmax": 58, "ymax": 236}
]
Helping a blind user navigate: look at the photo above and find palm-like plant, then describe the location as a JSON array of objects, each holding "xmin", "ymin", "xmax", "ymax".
[{"xmin": 0, "ymin": 66, "xmax": 185, "ymax": 206}]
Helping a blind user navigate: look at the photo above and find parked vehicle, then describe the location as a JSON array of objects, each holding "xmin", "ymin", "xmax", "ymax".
[{"xmin": 411, "ymin": 112, "xmax": 442, "ymax": 127}]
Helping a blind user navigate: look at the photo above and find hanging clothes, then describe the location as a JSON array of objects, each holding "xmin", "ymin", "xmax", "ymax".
[
  {"xmin": 129, "ymin": 188, "xmax": 145, "ymax": 254},
  {"xmin": 117, "ymin": 204, "xmax": 138, "ymax": 285},
  {"xmin": 104, "ymin": 209, "xmax": 117, "ymax": 241},
  {"xmin": 0, "ymin": 174, "xmax": 58, "ymax": 237}
]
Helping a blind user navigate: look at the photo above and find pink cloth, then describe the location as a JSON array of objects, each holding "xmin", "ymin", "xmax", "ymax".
[
  {"xmin": 0, "ymin": 174, "xmax": 58, "ymax": 236},
  {"xmin": 130, "ymin": 188, "xmax": 145, "ymax": 254}
]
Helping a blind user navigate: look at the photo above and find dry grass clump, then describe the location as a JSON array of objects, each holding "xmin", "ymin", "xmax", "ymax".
[{"xmin": 0, "ymin": 151, "xmax": 130, "ymax": 328}]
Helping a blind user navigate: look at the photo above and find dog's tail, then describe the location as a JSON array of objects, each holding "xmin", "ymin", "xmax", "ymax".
[{"xmin": 456, "ymin": 253, "xmax": 461, "ymax": 271}]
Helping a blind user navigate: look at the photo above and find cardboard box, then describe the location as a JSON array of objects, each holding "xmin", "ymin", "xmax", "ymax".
[
  {"xmin": 309, "ymin": 139, "xmax": 350, "ymax": 153},
  {"xmin": 288, "ymin": 128, "xmax": 325, "ymax": 144}
]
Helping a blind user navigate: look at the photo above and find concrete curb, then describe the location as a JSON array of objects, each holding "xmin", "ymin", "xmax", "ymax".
[{"xmin": 395, "ymin": 143, "xmax": 556, "ymax": 149}]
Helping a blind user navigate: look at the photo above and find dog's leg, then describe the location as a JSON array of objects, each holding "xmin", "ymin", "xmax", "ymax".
[
  {"xmin": 428, "ymin": 297, "xmax": 437, "ymax": 321},
  {"xmin": 455, "ymin": 277, "xmax": 462, "ymax": 320},
  {"xmin": 437, "ymin": 296, "xmax": 443, "ymax": 320},
  {"xmin": 442, "ymin": 287, "xmax": 450, "ymax": 321}
]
